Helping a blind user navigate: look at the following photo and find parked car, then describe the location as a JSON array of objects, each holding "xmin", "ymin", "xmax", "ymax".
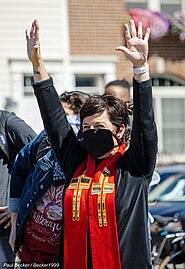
[
  {"xmin": 149, "ymin": 164, "xmax": 185, "ymax": 192},
  {"xmin": 149, "ymin": 173, "xmax": 185, "ymax": 230}
]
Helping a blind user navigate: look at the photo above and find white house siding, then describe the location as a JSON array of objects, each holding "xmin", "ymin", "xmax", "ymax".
[{"xmin": 0, "ymin": 0, "xmax": 69, "ymax": 133}]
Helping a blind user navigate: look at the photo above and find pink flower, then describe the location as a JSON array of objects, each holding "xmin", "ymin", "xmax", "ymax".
[{"xmin": 125, "ymin": 8, "xmax": 171, "ymax": 39}]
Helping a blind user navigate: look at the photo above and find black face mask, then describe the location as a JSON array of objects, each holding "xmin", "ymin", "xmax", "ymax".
[{"xmin": 81, "ymin": 129, "xmax": 119, "ymax": 158}]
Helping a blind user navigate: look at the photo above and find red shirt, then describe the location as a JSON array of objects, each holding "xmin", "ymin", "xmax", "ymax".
[{"xmin": 20, "ymin": 185, "xmax": 64, "ymax": 266}]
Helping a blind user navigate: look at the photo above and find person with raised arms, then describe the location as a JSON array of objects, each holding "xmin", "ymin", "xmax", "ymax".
[{"xmin": 25, "ymin": 19, "xmax": 157, "ymax": 269}]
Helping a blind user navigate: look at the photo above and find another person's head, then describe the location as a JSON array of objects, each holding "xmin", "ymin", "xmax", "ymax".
[
  {"xmin": 105, "ymin": 79, "xmax": 133, "ymax": 146},
  {"xmin": 104, "ymin": 79, "xmax": 131, "ymax": 102},
  {"xmin": 60, "ymin": 91, "xmax": 90, "ymax": 115},
  {"xmin": 60, "ymin": 91, "xmax": 90, "ymax": 134},
  {"xmin": 80, "ymin": 94, "xmax": 130, "ymax": 159}
]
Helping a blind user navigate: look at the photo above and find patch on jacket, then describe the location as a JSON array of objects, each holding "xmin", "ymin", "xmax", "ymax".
[{"xmin": 53, "ymin": 162, "xmax": 66, "ymax": 183}]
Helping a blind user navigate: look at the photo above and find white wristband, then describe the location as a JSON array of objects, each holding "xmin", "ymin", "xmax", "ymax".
[{"xmin": 133, "ymin": 65, "xmax": 149, "ymax": 75}]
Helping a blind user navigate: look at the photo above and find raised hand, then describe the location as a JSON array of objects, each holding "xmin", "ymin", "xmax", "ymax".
[
  {"xmin": 25, "ymin": 19, "xmax": 41, "ymax": 67},
  {"xmin": 116, "ymin": 19, "xmax": 150, "ymax": 67},
  {"xmin": 25, "ymin": 20, "xmax": 49, "ymax": 82}
]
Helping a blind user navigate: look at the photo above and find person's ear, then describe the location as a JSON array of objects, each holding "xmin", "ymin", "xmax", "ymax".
[{"xmin": 116, "ymin": 124, "xmax": 125, "ymax": 140}]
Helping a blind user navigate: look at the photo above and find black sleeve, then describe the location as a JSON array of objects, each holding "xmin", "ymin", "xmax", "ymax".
[
  {"xmin": 5, "ymin": 112, "xmax": 37, "ymax": 163},
  {"xmin": 126, "ymin": 79, "xmax": 158, "ymax": 179},
  {"xmin": 33, "ymin": 78, "xmax": 86, "ymax": 181}
]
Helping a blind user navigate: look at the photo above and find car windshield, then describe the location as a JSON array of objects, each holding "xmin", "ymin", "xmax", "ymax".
[{"xmin": 149, "ymin": 174, "xmax": 185, "ymax": 203}]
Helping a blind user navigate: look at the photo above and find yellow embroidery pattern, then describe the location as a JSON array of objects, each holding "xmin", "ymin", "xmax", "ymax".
[
  {"xmin": 91, "ymin": 167, "xmax": 114, "ymax": 227},
  {"xmin": 69, "ymin": 173, "xmax": 91, "ymax": 221}
]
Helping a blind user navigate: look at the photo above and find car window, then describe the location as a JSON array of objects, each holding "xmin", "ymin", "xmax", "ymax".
[
  {"xmin": 159, "ymin": 179, "xmax": 185, "ymax": 202},
  {"xmin": 149, "ymin": 174, "xmax": 185, "ymax": 202}
]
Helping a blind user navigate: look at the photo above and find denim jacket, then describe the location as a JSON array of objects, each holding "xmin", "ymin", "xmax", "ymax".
[{"xmin": 9, "ymin": 130, "xmax": 66, "ymax": 253}]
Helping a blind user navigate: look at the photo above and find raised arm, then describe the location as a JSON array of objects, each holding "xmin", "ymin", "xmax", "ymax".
[
  {"xmin": 25, "ymin": 20, "xmax": 86, "ymax": 179},
  {"xmin": 116, "ymin": 20, "xmax": 157, "ymax": 178},
  {"xmin": 25, "ymin": 19, "xmax": 49, "ymax": 83},
  {"xmin": 116, "ymin": 20, "xmax": 150, "ymax": 82}
]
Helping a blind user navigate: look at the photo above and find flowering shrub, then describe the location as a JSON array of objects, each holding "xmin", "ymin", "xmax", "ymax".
[
  {"xmin": 126, "ymin": 8, "xmax": 171, "ymax": 39},
  {"xmin": 125, "ymin": 8, "xmax": 185, "ymax": 41},
  {"xmin": 171, "ymin": 10, "xmax": 185, "ymax": 40}
]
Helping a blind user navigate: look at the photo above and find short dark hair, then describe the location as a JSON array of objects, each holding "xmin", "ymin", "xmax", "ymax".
[
  {"xmin": 59, "ymin": 91, "xmax": 90, "ymax": 115},
  {"xmin": 104, "ymin": 79, "xmax": 130, "ymax": 90},
  {"xmin": 80, "ymin": 94, "xmax": 130, "ymax": 131}
]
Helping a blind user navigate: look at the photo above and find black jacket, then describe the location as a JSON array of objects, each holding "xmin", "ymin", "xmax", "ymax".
[
  {"xmin": 0, "ymin": 110, "xmax": 36, "ymax": 207},
  {"xmin": 33, "ymin": 78, "xmax": 158, "ymax": 269}
]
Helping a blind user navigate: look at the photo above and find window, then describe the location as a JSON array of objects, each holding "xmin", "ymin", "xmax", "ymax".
[
  {"xmin": 125, "ymin": 0, "xmax": 147, "ymax": 10},
  {"xmin": 152, "ymin": 73, "xmax": 185, "ymax": 162},
  {"xmin": 23, "ymin": 75, "xmax": 34, "ymax": 96},
  {"xmin": 154, "ymin": 85, "xmax": 185, "ymax": 162},
  {"xmin": 151, "ymin": 75, "xmax": 185, "ymax": 87},
  {"xmin": 75, "ymin": 74, "xmax": 104, "ymax": 94},
  {"xmin": 162, "ymin": 98, "xmax": 185, "ymax": 154},
  {"xmin": 161, "ymin": 0, "xmax": 181, "ymax": 15},
  {"xmin": 75, "ymin": 76, "xmax": 96, "ymax": 87}
]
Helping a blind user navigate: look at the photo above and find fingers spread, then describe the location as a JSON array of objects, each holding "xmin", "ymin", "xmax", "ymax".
[{"xmin": 28, "ymin": 19, "xmax": 39, "ymax": 39}]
